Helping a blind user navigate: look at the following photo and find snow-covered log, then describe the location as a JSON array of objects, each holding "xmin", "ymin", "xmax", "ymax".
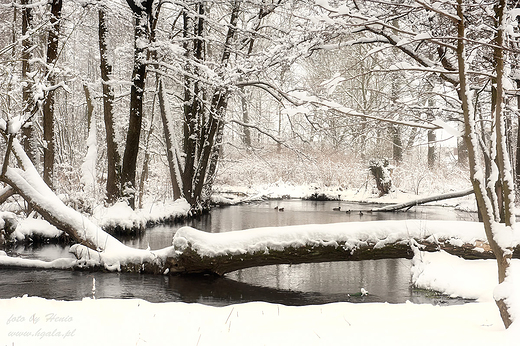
[
  {"xmin": 2, "ymin": 139, "xmax": 102, "ymax": 250},
  {"xmin": 5, "ymin": 218, "xmax": 517, "ymax": 275},
  {"xmin": 165, "ymin": 220, "xmax": 520, "ymax": 275},
  {"xmin": 372, "ymin": 188, "xmax": 474, "ymax": 212}
]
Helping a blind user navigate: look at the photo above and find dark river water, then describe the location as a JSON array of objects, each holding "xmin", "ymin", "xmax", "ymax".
[{"xmin": 0, "ymin": 199, "xmax": 478, "ymax": 306}]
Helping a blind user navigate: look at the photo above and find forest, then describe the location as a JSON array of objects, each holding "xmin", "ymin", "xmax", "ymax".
[{"xmin": 1, "ymin": 0, "xmax": 520, "ymax": 331}]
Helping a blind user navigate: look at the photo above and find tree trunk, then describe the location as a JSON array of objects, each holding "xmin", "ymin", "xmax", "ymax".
[
  {"xmin": 121, "ymin": 10, "xmax": 150, "ymax": 209},
  {"xmin": 516, "ymin": 80, "xmax": 520, "ymax": 191},
  {"xmin": 158, "ymin": 78, "xmax": 182, "ymax": 200},
  {"xmin": 491, "ymin": 0, "xmax": 515, "ymax": 327},
  {"xmin": 427, "ymin": 130, "xmax": 436, "ymax": 169},
  {"xmin": 457, "ymin": 136, "xmax": 469, "ymax": 166},
  {"xmin": 168, "ymin": 235, "xmax": 520, "ymax": 276},
  {"xmin": 181, "ymin": 3, "xmax": 205, "ymax": 207},
  {"xmin": 21, "ymin": 0, "xmax": 37, "ymax": 164},
  {"xmin": 456, "ymin": 0, "xmax": 513, "ymax": 328},
  {"xmin": 178, "ymin": 2, "xmax": 239, "ymax": 209},
  {"xmin": 83, "ymin": 84, "xmax": 94, "ymax": 131},
  {"xmin": 42, "ymin": 0, "xmax": 62, "ymax": 190},
  {"xmin": 427, "ymin": 93, "xmax": 436, "ymax": 169},
  {"xmin": 138, "ymin": 89, "xmax": 156, "ymax": 209},
  {"xmin": 390, "ymin": 125, "xmax": 402, "ymax": 164},
  {"xmin": 240, "ymin": 87, "xmax": 252, "ymax": 147},
  {"xmin": 98, "ymin": 6, "xmax": 121, "ymax": 204}
]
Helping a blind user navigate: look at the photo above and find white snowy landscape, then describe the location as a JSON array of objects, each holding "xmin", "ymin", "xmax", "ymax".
[
  {"xmin": 3, "ymin": 0, "xmax": 520, "ymax": 345},
  {"xmin": 1, "ymin": 185, "xmax": 520, "ymax": 345}
]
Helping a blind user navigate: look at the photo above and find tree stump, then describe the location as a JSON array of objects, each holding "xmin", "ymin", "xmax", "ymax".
[{"xmin": 369, "ymin": 159, "xmax": 392, "ymax": 197}]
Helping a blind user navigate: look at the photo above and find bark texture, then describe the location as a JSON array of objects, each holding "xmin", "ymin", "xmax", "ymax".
[
  {"xmin": 98, "ymin": 6, "xmax": 121, "ymax": 204},
  {"xmin": 42, "ymin": 0, "xmax": 63, "ymax": 190},
  {"xmin": 121, "ymin": 10, "xmax": 150, "ymax": 209}
]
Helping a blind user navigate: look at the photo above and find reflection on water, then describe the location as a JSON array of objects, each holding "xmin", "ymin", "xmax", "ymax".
[
  {"xmin": 124, "ymin": 200, "xmax": 477, "ymax": 251},
  {"xmin": 0, "ymin": 200, "xmax": 477, "ymax": 305},
  {"xmin": 227, "ymin": 259, "xmax": 412, "ymax": 303}
]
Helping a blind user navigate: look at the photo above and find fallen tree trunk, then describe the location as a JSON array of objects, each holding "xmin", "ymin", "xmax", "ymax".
[
  {"xmin": 163, "ymin": 224, "xmax": 519, "ymax": 275},
  {"xmin": 2, "ymin": 220, "xmax": 516, "ymax": 276},
  {"xmin": 372, "ymin": 188, "xmax": 474, "ymax": 212},
  {"xmin": 167, "ymin": 239, "xmax": 517, "ymax": 276}
]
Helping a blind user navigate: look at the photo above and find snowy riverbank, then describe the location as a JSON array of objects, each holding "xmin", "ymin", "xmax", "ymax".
[{"xmin": 1, "ymin": 250, "xmax": 519, "ymax": 345}]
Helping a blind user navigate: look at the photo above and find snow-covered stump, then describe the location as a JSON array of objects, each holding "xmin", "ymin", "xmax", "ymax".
[
  {"xmin": 369, "ymin": 159, "xmax": 392, "ymax": 197},
  {"xmin": 0, "ymin": 211, "xmax": 18, "ymax": 244}
]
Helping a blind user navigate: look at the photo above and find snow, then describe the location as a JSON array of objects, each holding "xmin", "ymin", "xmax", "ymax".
[
  {"xmin": 1, "ymin": 250, "xmax": 519, "ymax": 345},
  {"xmin": 2, "ymin": 170, "xmax": 520, "ymax": 344},
  {"xmin": 320, "ymin": 72, "xmax": 346, "ymax": 95},
  {"xmin": 8, "ymin": 116, "xmax": 23, "ymax": 134},
  {"xmin": 432, "ymin": 118, "xmax": 462, "ymax": 137},
  {"xmin": 11, "ymin": 218, "xmax": 62, "ymax": 241},
  {"xmin": 92, "ymin": 198, "xmax": 191, "ymax": 230},
  {"xmin": 414, "ymin": 32, "xmax": 432, "ymax": 40},
  {"xmin": 213, "ymin": 180, "xmax": 477, "ymax": 212},
  {"xmin": 412, "ymin": 250, "xmax": 501, "ymax": 301},
  {"xmin": 4, "ymin": 207, "xmax": 520, "ymax": 344}
]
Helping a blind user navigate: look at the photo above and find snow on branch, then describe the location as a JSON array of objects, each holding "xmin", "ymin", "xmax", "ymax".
[
  {"xmin": 412, "ymin": 0, "xmax": 461, "ymax": 23},
  {"xmin": 289, "ymin": 95, "xmax": 441, "ymax": 130},
  {"xmin": 229, "ymin": 119, "xmax": 284, "ymax": 144},
  {"xmin": 235, "ymin": 80, "xmax": 442, "ymax": 130},
  {"xmin": 312, "ymin": 37, "xmax": 391, "ymax": 51}
]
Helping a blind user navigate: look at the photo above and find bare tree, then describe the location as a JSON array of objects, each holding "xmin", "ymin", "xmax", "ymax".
[
  {"xmin": 156, "ymin": 1, "xmax": 293, "ymax": 210},
  {"xmin": 42, "ymin": 0, "xmax": 62, "ymax": 190},
  {"xmin": 120, "ymin": 0, "xmax": 157, "ymax": 208},
  {"xmin": 20, "ymin": 0, "xmax": 37, "ymax": 164},
  {"xmin": 98, "ymin": 3, "xmax": 122, "ymax": 204}
]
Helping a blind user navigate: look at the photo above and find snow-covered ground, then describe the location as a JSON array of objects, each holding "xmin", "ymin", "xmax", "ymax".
[
  {"xmin": 1, "ymin": 251, "xmax": 518, "ymax": 346},
  {"xmin": 213, "ymin": 181, "xmax": 478, "ymax": 212},
  {"xmin": 2, "ymin": 183, "xmax": 519, "ymax": 345}
]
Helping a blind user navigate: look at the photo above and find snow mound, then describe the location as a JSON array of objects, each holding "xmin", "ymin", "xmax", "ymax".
[
  {"xmin": 92, "ymin": 198, "xmax": 191, "ymax": 230},
  {"xmin": 412, "ymin": 250, "xmax": 501, "ymax": 301}
]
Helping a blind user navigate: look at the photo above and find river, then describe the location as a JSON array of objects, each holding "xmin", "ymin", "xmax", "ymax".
[{"xmin": 0, "ymin": 199, "xmax": 478, "ymax": 306}]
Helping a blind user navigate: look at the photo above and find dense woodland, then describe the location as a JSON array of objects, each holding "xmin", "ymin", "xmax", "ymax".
[
  {"xmin": 1, "ymin": 0, "xmax": 520, "ymax": 328},
  {"xmin": 0, "ymin": 0, "xmax": 477, "ymax": 211}
]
